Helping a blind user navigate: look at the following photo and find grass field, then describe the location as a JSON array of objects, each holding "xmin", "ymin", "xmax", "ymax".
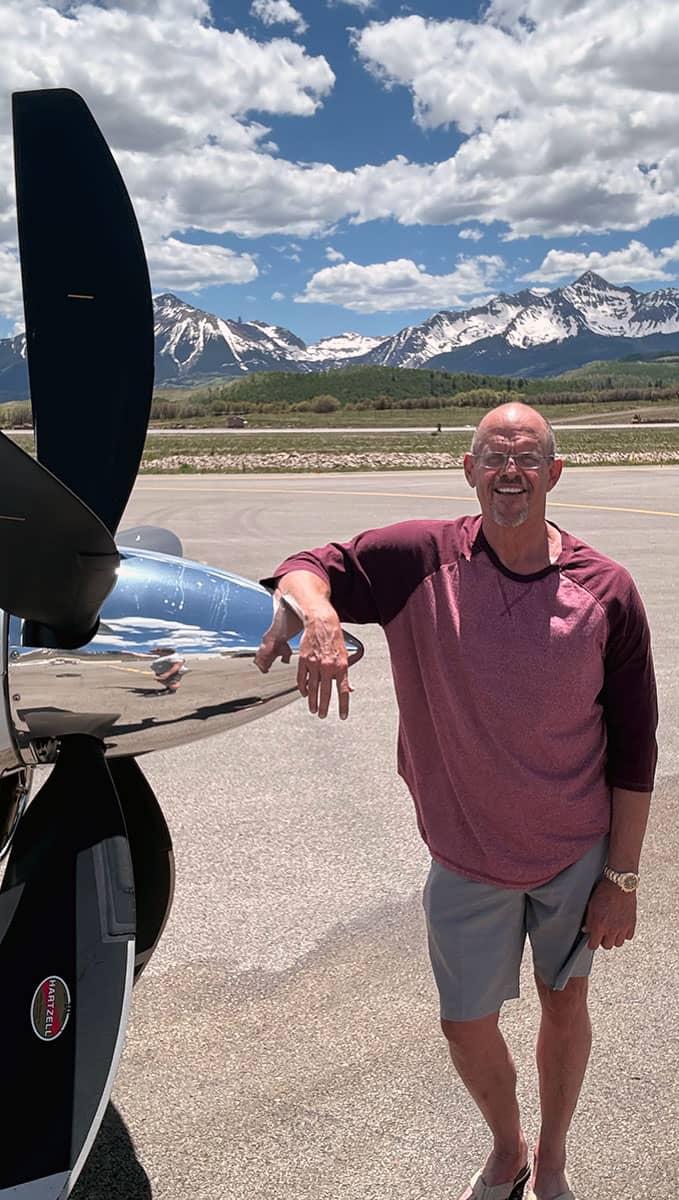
[{"xmin": 141, "ymin": 426, "xmax": 679, "ymax": 455}]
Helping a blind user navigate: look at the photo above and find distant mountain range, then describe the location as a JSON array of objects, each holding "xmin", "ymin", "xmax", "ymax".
[{"xmin": 3, "ymin": 271, "xmax": 679, "ymax": 399}]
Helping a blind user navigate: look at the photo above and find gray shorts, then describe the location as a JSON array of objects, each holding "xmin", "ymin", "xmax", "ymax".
[{"xmin": 422, "ymin": 836, "xmax": 609, "ymax": 1022}]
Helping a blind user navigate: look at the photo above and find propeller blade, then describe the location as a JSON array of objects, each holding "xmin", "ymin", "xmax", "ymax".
[
  {"xmin": 117, "ymin": 524, "xmax": 184, "ymax": 557},
  {"xmin": 13, "ymin": 88, "xmax": 154, "ymax": 534},
  {"xmin": 108, "ymin": 756, "xmax": 175, "ymax": 982},
  {"xmin": 0, "ymin": 432, "xmax": 118, "ymax": 645},
  {"xmin": 0, "ymin": 736, "xmax": 135, "ymax": 1198}
]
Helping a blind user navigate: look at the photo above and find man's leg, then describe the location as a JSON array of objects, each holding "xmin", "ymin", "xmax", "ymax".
[
  {"xmin": 442, "ymin": 1011, "xmax": 528, "ymax": 1191},
  {"xmin": 532, "ymin": 974, "xmax": 591, "ymax": 1200}
]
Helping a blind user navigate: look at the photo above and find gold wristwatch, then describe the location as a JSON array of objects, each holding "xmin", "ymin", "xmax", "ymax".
[{"xmin": 603, "ymin": 866, "xmax": 640, "ymax": 893}]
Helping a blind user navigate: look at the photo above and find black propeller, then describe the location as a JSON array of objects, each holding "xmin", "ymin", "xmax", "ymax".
[
  {"xmin": 5, "ymin": 87, "xmax": 154, "ymax": 650},
  {"xmin": 0, "ymin": 433, "xmax": 117, "ymax": 647},
  {"xmin": 0, "ymin": 89, "xmax": 174, "ymax": 1199},
  {"xmin": 0, "ymin": 737, "xmax": 135, "ymax": 1195},
  {"xmin": 108, "ymin": 756, "xmax": 175, "ymax": 981},
  {"xmin": 13, "ymin": 88, "xmax": 154, "ymax": 534}
]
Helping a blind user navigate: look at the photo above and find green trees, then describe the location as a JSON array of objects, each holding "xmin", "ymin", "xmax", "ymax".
[
  {"xmin": 146, "ymin": 363, "xmax": 679, "ymax": 422},
  {"xmin": 310, "ymin": 394, "xmax": 339, "ymax": 413}
]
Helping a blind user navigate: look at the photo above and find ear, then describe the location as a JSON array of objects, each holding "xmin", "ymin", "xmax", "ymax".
[
  {"xmin": 546, "ymin": 457, "xmax": 563, "ymax": 492},
  {"xmin": 463, "ymin": 453, "xmax": 476, "ymax": 488}
]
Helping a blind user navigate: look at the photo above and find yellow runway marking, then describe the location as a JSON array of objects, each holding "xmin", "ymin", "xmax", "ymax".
[
  {"xmin": 135, "ymin": 483, "xmax": 679, "ymax": 518},
  {"xmin": 549, "ymin": 501, "xmax": 679, "ymax": 518},
  {"xmin": 109, "ymin": 664, "xmax": 154, "ymax": 676},
  {"xmin": 137, "ymin": 484, "xmax": 473, "ymax": 502}
]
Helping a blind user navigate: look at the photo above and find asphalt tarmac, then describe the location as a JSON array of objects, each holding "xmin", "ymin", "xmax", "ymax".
[{"xmin": 71, "ymin": 467, "xmax": 679, "ymax": 1200}]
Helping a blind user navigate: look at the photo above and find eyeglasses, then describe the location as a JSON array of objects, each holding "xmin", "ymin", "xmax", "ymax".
[{"xmin": 472, "ymin": 451, "xmax": 554, "ymax": 471}]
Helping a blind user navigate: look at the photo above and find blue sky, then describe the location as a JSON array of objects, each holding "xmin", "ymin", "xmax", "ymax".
[{"xmin": 0, "ymin": 0, "xmax": 678, "ymax": 344}]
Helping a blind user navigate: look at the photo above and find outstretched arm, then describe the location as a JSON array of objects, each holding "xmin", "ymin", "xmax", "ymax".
[{"xmin": 254, "ymin": 570, "xmax": 352, "ymax": 720}]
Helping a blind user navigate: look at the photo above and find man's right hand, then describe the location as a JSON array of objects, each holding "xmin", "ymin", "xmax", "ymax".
[{"xmin": 296, "ymin": 610, "xmax": 352, "ymax": 720}]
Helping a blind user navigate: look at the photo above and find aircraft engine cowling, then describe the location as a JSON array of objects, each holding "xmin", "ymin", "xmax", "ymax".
[{"xmin": 6, "ymin": 547, "xmax": 363, "ymax": 763}]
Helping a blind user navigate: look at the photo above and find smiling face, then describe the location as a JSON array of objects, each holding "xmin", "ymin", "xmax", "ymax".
[{"xmin": 463, "ymin": 405, "xmax": 562, "ymax": 531}]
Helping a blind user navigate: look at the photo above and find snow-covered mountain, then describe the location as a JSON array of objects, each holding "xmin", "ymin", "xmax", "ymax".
[
  {"xmin": 303, "ymin": 331, "xmax": 386, "ymax": 365},
  {"xmin": 3, "ymin": 272, "xmax": 679, "ymax": 399},
  {"xmin": 0, "ymin": 332, "xmax": 28, "ymax": 400},
  {"xmin": 153, "ymin": 293, "xmax": 309, "ymax": 380},
  {"xmin": 358, "ymin": 272, "xmax": 679, "ymax": 376},
  {"xmin": 361, "ymin": 273, "xmax": 679, "ymax": 369}
]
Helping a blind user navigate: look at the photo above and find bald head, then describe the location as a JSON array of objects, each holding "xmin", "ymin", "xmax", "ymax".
[{"xmin": 471, "ymin": 403, "xmax": 556, "ymax": 458}]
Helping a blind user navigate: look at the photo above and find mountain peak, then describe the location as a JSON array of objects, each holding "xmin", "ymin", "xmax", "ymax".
[
  {"xmin": 153, "ymin": 292, "xmax": 182, "ymax": 306},
  {"xmin": 572, "ymin": 270, "xmax": 618, "ymax": 290}
]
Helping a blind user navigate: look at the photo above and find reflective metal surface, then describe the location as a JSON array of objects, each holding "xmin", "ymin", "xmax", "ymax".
[
  {"xmin": 0, "ymin": 610, "xmax": 24, "ymax": 775},
  {"xmin": 8, "ymin": 548, "xmax": 363, "ymax": 762}
]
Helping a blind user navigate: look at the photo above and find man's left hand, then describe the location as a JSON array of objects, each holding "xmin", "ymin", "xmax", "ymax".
[
  {"xmin": 582, "ymin": 878, "xmax": 637, "ymax": 950},
  {"xmin": 254, "ymin": 594, "xmax": 302, "ymax": 674}
]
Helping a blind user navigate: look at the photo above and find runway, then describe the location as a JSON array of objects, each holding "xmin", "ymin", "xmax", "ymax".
[{"xmin": 71, "ymin": 468, "xmax": 679, "ymax": 1200}]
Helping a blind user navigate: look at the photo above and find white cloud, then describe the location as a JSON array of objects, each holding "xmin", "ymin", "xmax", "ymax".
[
  {"xmin": 485, "ymin": 0, "xmax": 606, "ymax": 33},
  {"xmin": 524, "ymin": 239, "xmax": 679, "ymax": 284},
  {"xmin": 325, "ymin": 246, "xmax": 345, "ymax": 261},
  {"xmin": 327, "ymin": 0, "xmax": 374, "ymax": 8},
  {"xmin": 0, "ymin": 4, "xmax": 333, "ymax": 140},
  {"xmin": 0, "ymin": 244, "xmax": 23, "ymax": 325},
  {"xmin": 126, "ymin": 148, "xmax": 356, "ymax": 240},
  {"xmin": 2, "ymin": 0, "xmax": 679, "ymax": 329},
  {"xmin": 272, "ymin": 290, "xmax": 286, "ymax": 299},
  {"xmin": 459, "ymin": 228, "xmax": 483, "ymax": 241},
  {"xmin": 95, "ymin": 0, "xmax": 211, "ymax": 15},
  {"xmin": 146, "ymin": 238, "xmax": 258, "ymax": 291},
  {"xmin": 0, "ymin": 0, "xmax": 337, "ymax": 306},
  {"xmin": 350, "ymin": 2, "xmax": 679, "ymax": 237},
  {"xmin": 250, "ymin": 0, "xmax": 308, "ymax": 35},
  {"xmin": 295, "ymin": 255, "xmax": 506, "ymax": 312},
  {"xmin": 354, "ymin": 16, "xmax": 525, "ymax": 135}
]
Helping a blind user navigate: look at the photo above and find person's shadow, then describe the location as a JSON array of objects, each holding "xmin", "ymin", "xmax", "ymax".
[{"xmin": 70, "ymin": 1104, "xmax": 151, "ymax": 1199}]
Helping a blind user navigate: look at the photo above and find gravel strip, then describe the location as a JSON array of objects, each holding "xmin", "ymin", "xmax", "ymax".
[{"xmin": 141, "ymin": 450, "xmax": 679, "ymax": 473}]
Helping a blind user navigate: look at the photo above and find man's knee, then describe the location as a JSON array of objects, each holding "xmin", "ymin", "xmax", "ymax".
[
  {"xmin": 440, "ymin": 1010, "xmax": 500, "ymax": 1048},
  {"xmin": 534, "ymin": 972, "xmax": 589, "ymax": 1020}
]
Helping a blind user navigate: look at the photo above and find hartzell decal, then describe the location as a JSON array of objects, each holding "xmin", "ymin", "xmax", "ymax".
[{"xmin": 31, "ymin": 976, "xmax": 72, "ymax": 1041}]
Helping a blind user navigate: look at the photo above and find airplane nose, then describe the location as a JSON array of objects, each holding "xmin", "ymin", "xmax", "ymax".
[{"xmin": 8, "ymin": 547, "xmax": 364, "ymax": 761}]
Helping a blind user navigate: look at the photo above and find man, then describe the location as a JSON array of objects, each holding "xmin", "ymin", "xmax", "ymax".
[
  {"xmin": 149, "ymin": 646, "xmax": 187, "ymax": 693},
  {"xmin": 254, "ymin": 403, "xmax": 657, "ymax": 1200}
]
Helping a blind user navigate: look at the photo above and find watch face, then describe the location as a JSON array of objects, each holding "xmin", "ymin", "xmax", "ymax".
[{"xmin": 622, "ymin": 874, "xmax": 639, "ymax": 891}]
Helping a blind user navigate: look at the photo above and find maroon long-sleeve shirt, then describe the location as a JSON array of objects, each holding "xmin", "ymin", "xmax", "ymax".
[{"xmin": 263, "ymin": 514, "xmax": 657, "ymax": 888}]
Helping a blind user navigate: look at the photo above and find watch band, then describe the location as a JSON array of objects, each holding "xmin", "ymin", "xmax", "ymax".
[{"xmin": 603, "ymin": 866, "xmax": 640, "ymax": 892}]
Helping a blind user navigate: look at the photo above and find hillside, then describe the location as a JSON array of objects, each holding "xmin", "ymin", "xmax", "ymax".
[
  {"xmin": 550, "ymin": 356, "xmax": 679, "ymax": 388},
  {"xmin": 203, "ymin": 365, "xmax": 520, "ymax": 407}
]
